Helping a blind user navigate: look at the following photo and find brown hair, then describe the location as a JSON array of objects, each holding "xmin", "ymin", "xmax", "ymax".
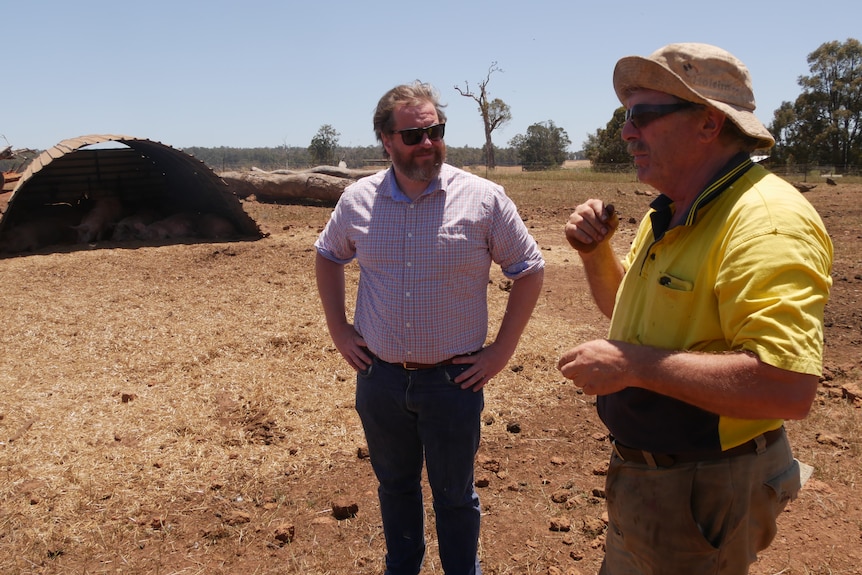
[{"xmin": 373, "ymin": 81, "xmax": 448, "ymax": 148}]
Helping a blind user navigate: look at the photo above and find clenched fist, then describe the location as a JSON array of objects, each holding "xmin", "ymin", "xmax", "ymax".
[{"xmin": 565, "ymin": 202, "xmax": 619, "ymax": 253}]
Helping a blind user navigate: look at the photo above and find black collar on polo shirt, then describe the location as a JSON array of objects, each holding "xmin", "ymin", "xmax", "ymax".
[{"xmin": 648, "ymin": 152, "xmax": 755, "ymax": 241}]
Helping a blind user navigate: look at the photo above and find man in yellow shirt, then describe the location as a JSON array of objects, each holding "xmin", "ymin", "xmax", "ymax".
[{"xmin": 558, "ymin": 43, "xmax": 833, "ymax": 574}]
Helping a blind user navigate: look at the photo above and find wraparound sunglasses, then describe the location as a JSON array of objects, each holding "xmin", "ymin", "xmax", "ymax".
[
  {"xmin": 392, "ymin": 123, "xmax": 446, "ymax": 146},
  {"xmin": 625, "ymin": 102, "xmax": 702, "ymax": 129}
]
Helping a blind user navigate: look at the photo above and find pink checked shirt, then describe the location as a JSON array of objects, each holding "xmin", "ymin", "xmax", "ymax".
[{"xmin": 315, "ymin": 164, "xmax": 544, "ymax": 364}]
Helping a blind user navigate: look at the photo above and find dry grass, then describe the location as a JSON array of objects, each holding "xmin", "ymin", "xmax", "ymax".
[{"xmin": 1, "ymin": 170, "xmax": 860, "ymax": 574}]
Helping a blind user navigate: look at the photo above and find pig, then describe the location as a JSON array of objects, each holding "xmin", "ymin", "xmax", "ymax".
[
  {"xmin": 73, "ymin": 196, "xmax": 127, "ymax": 243},
  {"xmin": 143, "ymin": 212, "xmax": 197, "ymax": 241},
  {"xmin": 196, "ymin": 213, "xmax": 237, "ymax": 239},
  {"xmin": 111, "ymin": 208, "xmax": 162, "ymax": 241},
  {"xmin": 0, "ymin": 210, "xmax": 80, "ymax": 253}
]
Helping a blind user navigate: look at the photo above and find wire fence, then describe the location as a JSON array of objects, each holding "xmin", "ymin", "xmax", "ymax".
[
  {"xmin": 589, "ymin": 162, "xmax": 862, "ymax": 183},
  {"xmin": 764, "ymin": 164, "xmax": 862, "ymax": 181}
]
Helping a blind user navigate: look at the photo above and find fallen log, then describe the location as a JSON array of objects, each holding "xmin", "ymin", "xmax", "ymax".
[
  {"xmin": 251, "ymin": 165, "xmax": 380, "ymax": 179},
  {"xmin": 221, "ymin": 171, "xmax": 355, "ymax": 203}
]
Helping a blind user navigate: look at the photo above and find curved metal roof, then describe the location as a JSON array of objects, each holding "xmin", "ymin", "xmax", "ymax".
[{"xmin": 0, "ymin": 134, "xmax": 261, "ymax": 238}]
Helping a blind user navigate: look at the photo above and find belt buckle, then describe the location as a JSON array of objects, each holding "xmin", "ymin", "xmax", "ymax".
[
  {"xmin": 611, "ymin": 439, "xmax": 624, "ymax": 461},
  {"xmin": 402, "ymin": 362, "xmax": 418, "ymax": 371},
  {"xmin": 612, "ymin": 439, "xmax": 661, "ymax": 468}
]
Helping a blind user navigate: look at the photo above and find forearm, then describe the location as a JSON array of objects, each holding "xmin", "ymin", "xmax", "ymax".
[
  {"xmin": 580, "ymin": 245, "xmax": 624, "ymax": 318},
  {"xmin": 315, "ymin": 252, "xmax": 348, "ymax": 334},
  {"xmin": 607, "ymin": 341, "xmax": 817, "ymax": 419},
  {"xmin": 492, "ymin": 269, "xmax": 544, "ymax": 357},
  {"xmin": 642, "ymin": 348, "xmax": 817, "ymax": 419},
  {"xmin": 316, "ymin": 252, "xmax": 371, "ymax": 370}
]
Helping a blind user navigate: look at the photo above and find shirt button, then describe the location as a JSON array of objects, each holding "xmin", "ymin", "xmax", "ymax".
[{"xmin": 406, "ymin": 292, "xmax": 411, "ymax": 297}]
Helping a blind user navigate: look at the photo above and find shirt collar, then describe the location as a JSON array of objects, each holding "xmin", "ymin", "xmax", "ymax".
[
  {"xmin": 385, "ymin": 165, "xmax": 446, "ymax": 203},
  {"xmin": 648, "ymin": 152, "xmax": 755, "ymax": 240}
]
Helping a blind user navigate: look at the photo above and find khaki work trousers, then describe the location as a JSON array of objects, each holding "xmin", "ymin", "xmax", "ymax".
[{"xmin": 599, "ymin": 431, "xmax": 800, "ymax": 575}]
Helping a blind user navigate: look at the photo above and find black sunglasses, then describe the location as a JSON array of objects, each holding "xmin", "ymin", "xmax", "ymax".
[
  {"xmin": 625, "ymin": 102, "xmax": 701, "ymax": 129},
  {"xmin": 392, "ymin": 123, "xmax": 446, "ymax": 146}
]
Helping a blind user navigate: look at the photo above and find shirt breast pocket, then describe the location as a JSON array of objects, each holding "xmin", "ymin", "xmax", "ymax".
[
  {"xmin": 436, "ymin": 225, "xmax": 485, "ymax": 271},
  {"xmin": 658, "ymin": 273, "xmax": 693, "ymax": 291},
  {"xmin": 649, "ymin": 273, "xmax": 697, "ymax": 342}
]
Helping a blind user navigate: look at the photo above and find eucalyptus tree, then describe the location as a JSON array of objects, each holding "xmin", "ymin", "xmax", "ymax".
[
  {"xmin": 509, "ymin": 120, "xmax": 571, "ymax": 171},
  {"xmin": 583, "ymin": 106, "xmax": 631, "ymax": 170},
  {"xmin": 308, "ymin": 124, "xmax": 341, "ymax": 166},
  {"xmin": 455, "ymin": 62, "xmax": 512, "ymax": 170},
  {"xmin": 769, "ymin": 38, "xmax": 862, "ymax": 170}
]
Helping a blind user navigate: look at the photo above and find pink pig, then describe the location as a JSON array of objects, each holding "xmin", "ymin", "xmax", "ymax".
[
  {"xmin": 143, "ymin": 212, "xmax": 197, "ymax": 240},
  {"xmin": 73, "ymin": 197, "xmax": 126, "ymax": 243},
  {"xmin": 111, "ymin": 208, "xmax": 161, "ymax": 241},
  {"xmin": 196, "ymin": 213, "xmax": 237, "ymax": 239}
]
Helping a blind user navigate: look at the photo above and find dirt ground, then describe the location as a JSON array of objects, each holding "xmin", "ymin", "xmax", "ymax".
[{"xmin": 0, "ymin": 172, "xmax": 860, "ymax": 574}]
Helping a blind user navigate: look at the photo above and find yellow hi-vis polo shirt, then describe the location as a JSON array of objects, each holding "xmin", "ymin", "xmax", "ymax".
[{"xmin": 599, "ymin": 157, "xmax": 833, "ymax": 453}]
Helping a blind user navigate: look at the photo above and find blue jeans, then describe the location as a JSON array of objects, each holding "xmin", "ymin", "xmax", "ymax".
[{"xmin": 355, "ymin": 357, "xmax": 484, "ymax": 575}]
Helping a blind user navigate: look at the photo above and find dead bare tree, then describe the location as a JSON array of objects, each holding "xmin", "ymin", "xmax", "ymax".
[{"xmin": 455, "ymin": 62, "xmax": 512, "ymax": 169}]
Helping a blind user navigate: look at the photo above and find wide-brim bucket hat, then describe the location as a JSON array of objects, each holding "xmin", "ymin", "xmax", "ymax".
[{"xmin": 613, "ymin": 43, "xmax": 775, "ymax": 149}]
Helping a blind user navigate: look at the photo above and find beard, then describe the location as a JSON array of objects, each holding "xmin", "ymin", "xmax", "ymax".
[{"xmin": 390, "ymin": 143, "xmax": 445, "ymax": 183}]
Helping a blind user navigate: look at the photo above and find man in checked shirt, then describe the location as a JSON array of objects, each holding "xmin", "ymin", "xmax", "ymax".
[{"xmin": 315, "ymin": 81, "xmax": 544, "ymax": 575}]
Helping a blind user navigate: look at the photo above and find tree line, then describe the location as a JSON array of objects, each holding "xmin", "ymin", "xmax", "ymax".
[
  {"xmin": 185, "ymin": 63, "xmax": 576, "ymax": 174},
  {"xmin": 1, "ymin": 140, "xmax": 571, "ymax": 176},
  {"xmin": 182, "ymin": 140, "xmax": 564, "ymax": 173}
]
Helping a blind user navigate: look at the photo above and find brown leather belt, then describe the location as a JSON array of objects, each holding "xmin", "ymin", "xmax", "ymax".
[
  {"xmin": 611, "ymin": 427, "xmax": 785, "ymax": 468},
  {"xmin": 367, "ymin": 349, "xmax": 473, "ymax": 371},
  {"xmin": 400, "ymin": 358, "xmax": 458, "ymax": 370}
]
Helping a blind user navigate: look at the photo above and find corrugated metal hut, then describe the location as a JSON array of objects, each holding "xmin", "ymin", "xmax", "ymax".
[{"xmin": 0, "ymin": 134, "xmax": 261, "ymax": 254}]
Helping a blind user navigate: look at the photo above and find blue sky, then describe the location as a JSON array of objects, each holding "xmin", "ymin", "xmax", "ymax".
[{"xmin": 4, "ymin": 0, "xmax": 860, "ymax": 153}]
